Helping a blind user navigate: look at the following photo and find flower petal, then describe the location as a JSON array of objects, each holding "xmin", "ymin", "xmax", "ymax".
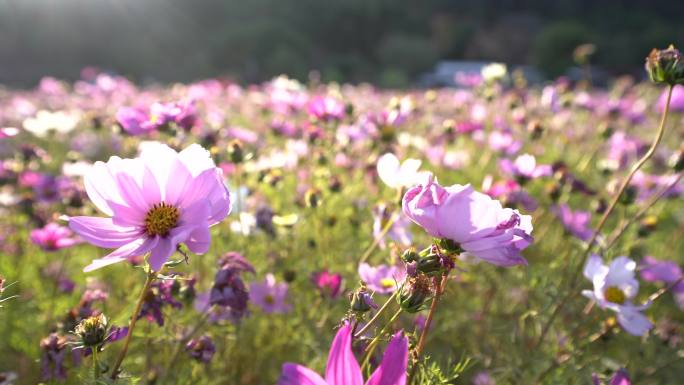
[
  {"xmin": 69, "ymin": 216, "xmax": 141, "ymax": 248},
  {"xmin": 83, "ymin": 237, "xmax": 157, "ymax": 272},
  {"xmin": 325, "ymin": 324, "xmax": 363, "ymax": 385},
  {"xmin": 366, "ymin": 331, "xmax": 408, "ymax": 385},
  {"xmin": 278, "ymin": 364, "xmax": 327, "ymax": 385}
]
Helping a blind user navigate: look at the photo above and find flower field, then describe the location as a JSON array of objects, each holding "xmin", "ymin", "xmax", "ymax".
[{"xmin": 0, "ymin": 50, "xmax": 683, "ymax": 385}]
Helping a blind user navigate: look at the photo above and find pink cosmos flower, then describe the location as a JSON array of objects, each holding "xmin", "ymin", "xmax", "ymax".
[
  {"xmin": 0, "ymin": 127, "xmax": 19, "ymax": 139},
  {"xmin": 640, "ymin": 256, "xmax": 684, "ymax": 309},
  {"xmin": 582, "ymin": 255, "xmax": 652, "ymax": 336},
  {"xmin": 553, "ymin": 204, "xmax": 593, "ymax": 241},
  {"xmin": 68, "ymin": 143, "xmax": 231, "ymax": 272},
  {"xmin": 278, "ymin": 323, "xmax": 408, "ymax": 385},
  {"xmin": 657, "ymin": 84, "xmax": 684, "ymax": 113},
  {"xmin": 250, "ymin": 274, "xmax": 291, "ymax": 314},
  {"xmin": 30, "ymin": 223, "xmax": 80, "ymax": 251},
  {"xmin": 307, "ymin": 96, "xmax": 345, "ymax": 121},
  {"xmin": 358, "ymin": 263, "xmax": 406, "ymax": 294},
  {"xmin": 402, "ymin": 174, "xmax": 533, "ymax": 266}
]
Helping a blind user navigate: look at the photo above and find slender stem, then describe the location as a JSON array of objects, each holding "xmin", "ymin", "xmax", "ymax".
[
  {"xmin": 359, "ymin": 212, "xmax": 398, "ymax": 264},
  {"xmin": 408, "ymin": 274, "xmax": 448, "ymax": 383},
  {"xmin": 354, "ymin": 290, "xmax": 399, "ymax": 338},
  {"xmin": 92, "ymin": 348, "xmax": 99, "ymax": 380},
  {"xmin": 110, "ymin": 271, "xmax": 156, "ymax": 379},
  {"xmin": 161, "ymin": 311, "xmax": 211, "ymax": 382},
  {"xmin": 605, "ymin": 173, "xmax": 682, "ymax": 250},
  {"xmin": 535, "ymin": 83, "xmax": 674, "ymax": 349},
  {"xmin": 359, "ymin": 308, "xmax": 403, "ymax": 371}
]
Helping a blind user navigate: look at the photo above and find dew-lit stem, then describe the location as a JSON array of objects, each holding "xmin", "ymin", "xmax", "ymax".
[
  {"xmin": 110, "ymin": 270, "xmax": 156, "ymax": 379},
  {"xmin": 536, "ymin": 83, "xmax": 675, "ymax": 349},
  {"xmin": 92, "ymin": 348, "xmax": 99, "ymax": 380}
]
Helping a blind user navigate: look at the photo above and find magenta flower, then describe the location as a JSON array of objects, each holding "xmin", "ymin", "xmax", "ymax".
[
  {"xmin": 30, "ymin": 223, "xmax": 80, "ymax": 251},
  {"xmin": 312, "ymin": 270, "xmax": 343, "ymax": 299},
  {"xmin": 116, "ymin": 107, "xmax": 157, "ymax": 135},
  {"xmin": 68, "ymin": 143, "xmax": 231, "ymax": 272},
  {"xmin": 657, "ymin": 84, "xmax": 684, "ymax": 112},
  {"xmin": 358, "ymin": 263, "xmax": 406, "ymax": 294},
  {"xmin": 402, "ymin": 174, "xmax": 533, "ymax": 266},
  {"xmin": 553, "ymin": 204, "xmax": 593, "ymax": 241},
  {"xmin": 250, "ymin": 274, "xmax": 291, "ymax": 314},
  {"xmin": 279, "ymin": 323, "xmax": 408, "ymax": 385}
]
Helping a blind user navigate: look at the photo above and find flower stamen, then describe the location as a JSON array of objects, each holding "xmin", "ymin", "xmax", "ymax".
[{"xmin": 144, "ymin": 202, "xmax": 179, "ymax": 237}]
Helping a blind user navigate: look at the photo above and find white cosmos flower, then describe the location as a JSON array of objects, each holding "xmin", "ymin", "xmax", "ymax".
[
  {"xmin": 376, "ymin": 153, "xmax": 430, "ymax": 189},
  {"xmin": 582, "ymin": 254, "xmax": 653, "ymax": 336},
  {"xmin": 23, "ymin": 110, "xmax": 80, "ymax": 137}
]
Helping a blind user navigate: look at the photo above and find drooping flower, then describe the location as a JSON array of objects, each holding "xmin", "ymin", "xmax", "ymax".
[
  {"xmin": 250, "ymin": 274, "xmax": 291, "ymax": 314},
  {"xmin": 553, "ymin": 204, "xmax": 594, "ymax": 241},
  {"xmin": 402, "ymin": 174, "xmax": 533, "ymax": 267},
  {"xmin": 582, "ymin": 255, "xmax": 653, "ymax": 336},
  {"xmin": 358, "ymin": 263, "xmax": 406, "ymax": 294},
  {"xmin": 30, "ymin": 223, "xmax": 80, "ymax": 251},
  {"xmin": 68, "ymin": 143, "xmax": 231, "ymax": 272},
  {"xmin": 278, "ymin": 323, "xmax": 408, "ymax": 385},
  {"xmin": 376, "ymin": 153, "xmax": 430, "ymax": 190},
  {"xmin": 40, "ymin": 333, "xmax": 68, "ymax": 381},
  {"xmin": 186, "ymin": 335, "xmax": 216, "ymax": 363},
  {"xmin": 312, "ymin": 270, "xmax": 343, "ymax": 299}
]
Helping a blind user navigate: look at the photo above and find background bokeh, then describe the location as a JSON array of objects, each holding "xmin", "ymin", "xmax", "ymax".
[{"xmin": 1, "ymin": 0, "xmax": 683, "ymax": 87}]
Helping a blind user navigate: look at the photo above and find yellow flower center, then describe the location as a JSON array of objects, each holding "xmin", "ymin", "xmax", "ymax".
[
  {"xmin": 604, "ymin": 286, "xmax": 626, "ymax": 305},
  {"xmin": 380, "ymin": 278, "xmax": 395, "ymax": 288},
  {"xmin": 144, "ymin": 202, "xmax": 179, "ymax": 237},
  {"xmin": 264, "ymin": 294, "xmax": 275, "ymax": 304}
]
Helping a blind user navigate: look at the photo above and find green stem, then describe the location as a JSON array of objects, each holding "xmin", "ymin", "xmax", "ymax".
[
  {"xmin": 92, "ymin": 348, "xmax": 99, "ymax": 380},
  {"xmin": 110, "ymin": 271, "xmax": 156, "ymax": 379},
  {"xmin": 535, "ymin": 83, "xmax": 674, "ymax": 349},
  {"xmin": 408, "ymin": 274, "xmax": 448, "ymax": 383},
  {"xmin": 360, "ymin": 308, "xmax": 403, "ymax": 371},
  {"xmin": 354, "ymin": 290, "xmax": 399, "ymax": 338}
]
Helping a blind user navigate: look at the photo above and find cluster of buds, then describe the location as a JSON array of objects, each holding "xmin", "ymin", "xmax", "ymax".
[
  {"xmin": 646, "ymin": 45, "xmax": 684, "ymax": 85},
  {"xmin": 138, "ymin": 278, "xmax": 184, "ymax": 326},
  {"xmin": 401, "ymin": 241, "xmax": 458, "ymax": 277}
]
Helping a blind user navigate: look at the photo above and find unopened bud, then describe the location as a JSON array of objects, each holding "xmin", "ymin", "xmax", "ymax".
[
  {"xmin": 227, "ymin": 139, "xmax": 244, "ymax": 163},
  {"xmin": 304, "ymin": 188, "xmax": 322, "ymax": 208},
  {"xmin": 398, "ymin": 275, "xmax": 432, "ymax": 313},
  {"xmin": 669, "ymin": 146, "xmax": 684, "ymax": 172},
  {"xmin": 645, "ymin": 45, "xmax": 684, "ymax": 85},
  {"xmin": 637, "ymin": 215, "xmax": 658, "ymax": 237},
  {"xmin": 350, "ymin": 287, "xmax": 377, "ymax": 313}
]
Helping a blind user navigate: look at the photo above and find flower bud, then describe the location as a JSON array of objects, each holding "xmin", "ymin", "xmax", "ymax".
[
  {"xmin": 637, "ymin": 215, "xmax": 658, "ymax": 237},
  {"xmin": 527, "ymin": 120, "xmax": 543, "ymax": 140},
  {"xmin": 186, "ymin": 335, "xmax": 216, "ymax": 363},
  {"xmin": 437, "ymin": 238, "xmax": 462, "ymax": 255},
  {"xmin": 400, "ymin": 248, "xmax": 419, "ymax": 264},
  {"xmin": 227, "ymin": 139, "xmax": 245, "ymax": 164},
  {"xmin": 669, "ymin": 146, "xmax": 684, "ymax": 172},
  {"xmin": 645, "ymin": 45, "xmax": 684, "ymax": 85},
  {"xmin": 350, "ymin": 287, "xmax": 377, "ymax": 313},
  {"xmin": 618, "ymin": 186, "xmax": 637, "ymax": 205},
  {"xmin": 74, "ymin": 314, "xmax": 108, "ymax": 347},
  {"xmin": 304, "ymin": 188, "xmax": 322, "ymax": 208},
  {"xmin": 398, "ymin": 275, "xmax": 432, "ymax": 313}
]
